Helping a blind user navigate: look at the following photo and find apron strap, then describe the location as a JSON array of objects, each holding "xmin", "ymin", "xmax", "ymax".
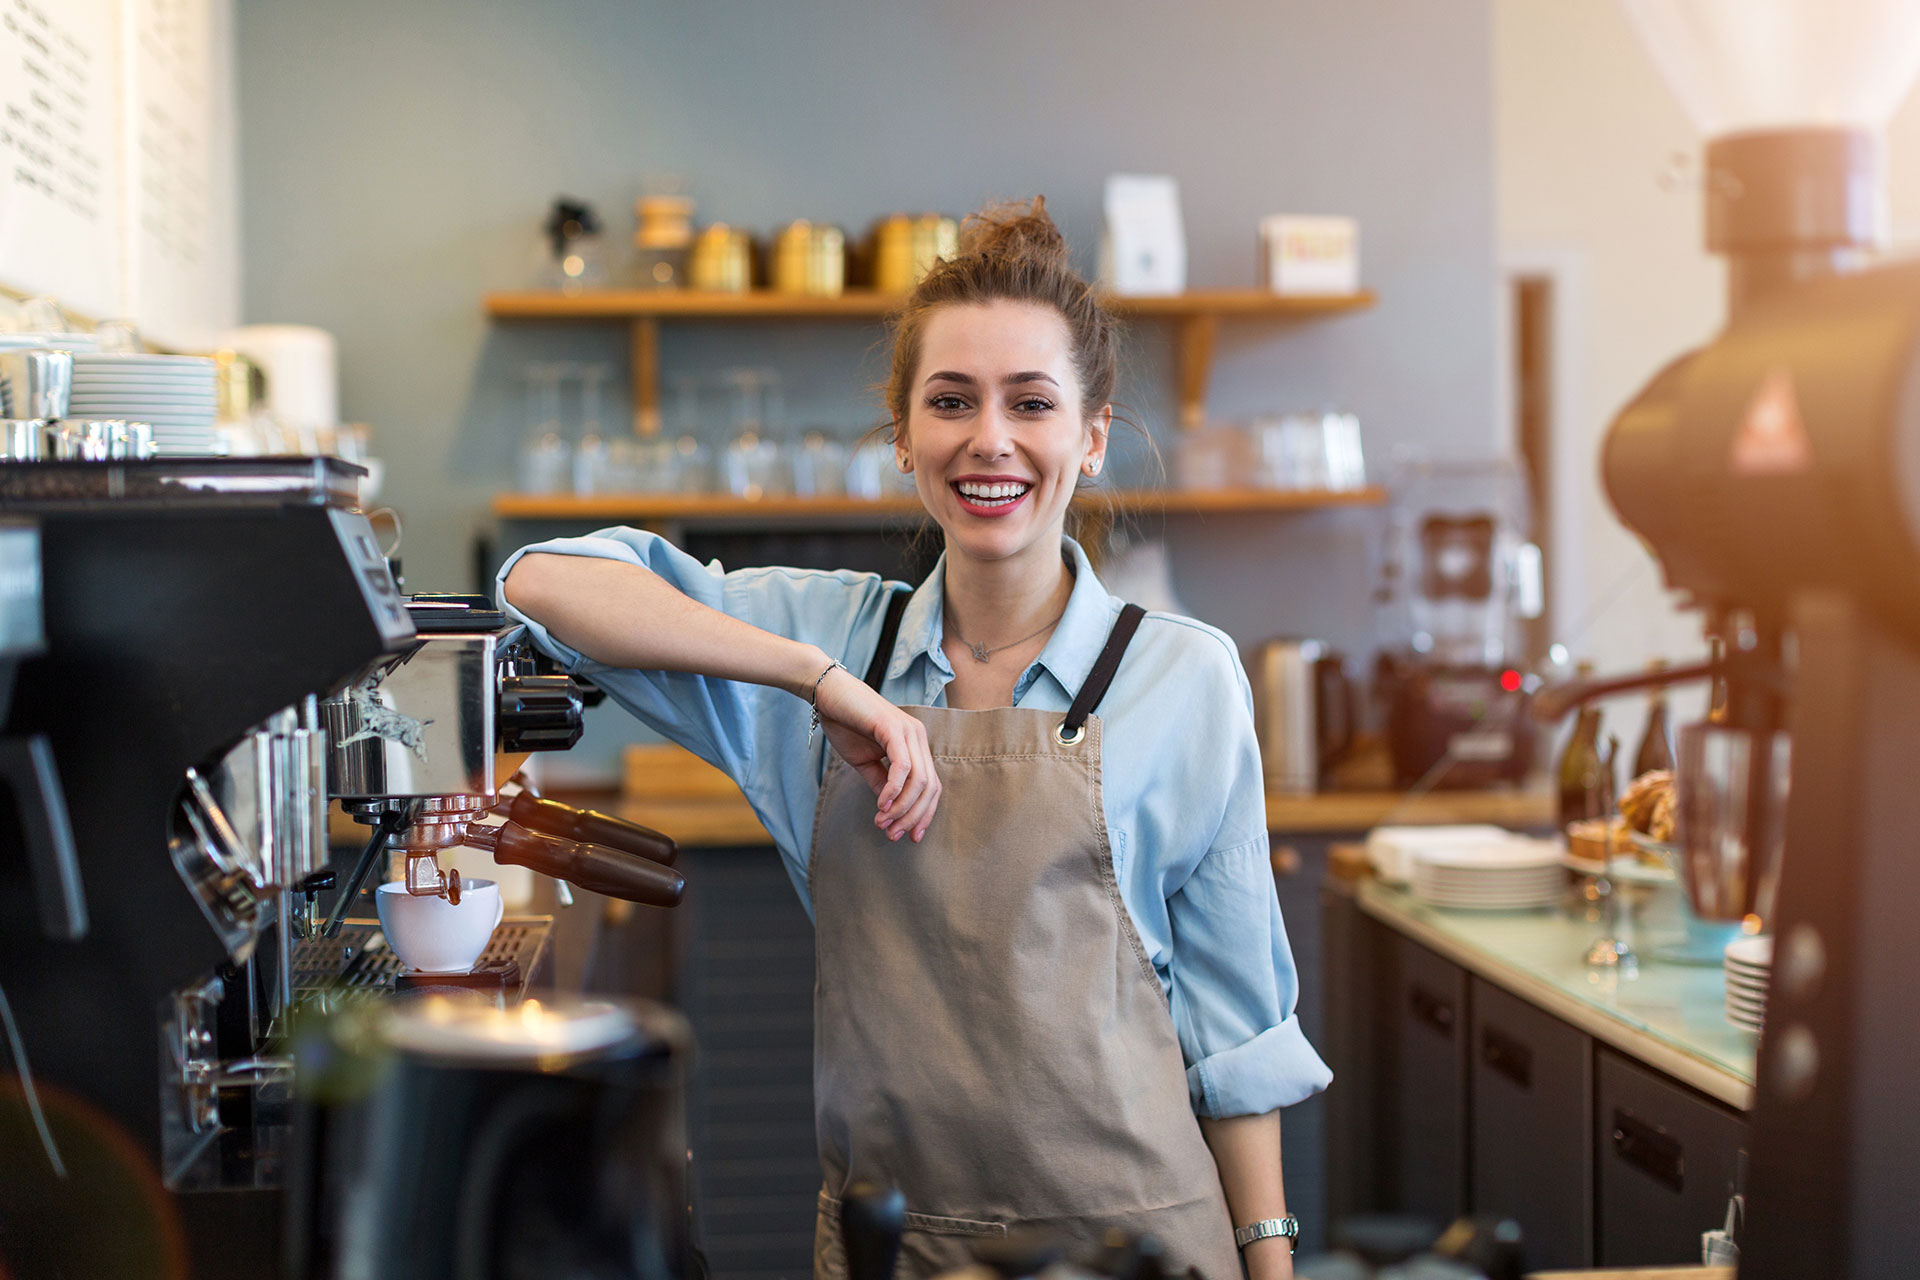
[
  {"xmin": 862, "ymin": 588, "xmax": 912, "ymax": 691},
  {"xmin": 1060, "ymin": 603, "xmax": 1146, "ymax": 739}
]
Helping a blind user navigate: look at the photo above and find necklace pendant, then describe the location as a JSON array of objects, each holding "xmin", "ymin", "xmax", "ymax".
[{"xmin": 968, "ymin": 642, "xmax": 993, "ymax": 663}]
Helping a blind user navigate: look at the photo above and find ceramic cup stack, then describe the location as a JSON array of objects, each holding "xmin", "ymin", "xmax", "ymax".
[
  {"xmin": 68, "ymin": 352, "xmax": 218, "ymax": 456},
  {"xmin": 1410, "ymin": 837, "xmax": 1567, "ymax": 910},
  {"xmin": 1723, "ymin": 934, "xmax": 1773, "ymax": 1033}
]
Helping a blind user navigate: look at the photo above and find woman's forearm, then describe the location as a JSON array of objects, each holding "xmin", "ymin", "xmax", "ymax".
[
  {"xmin": 1199, "ymin": 1111, "xmax": 1293, "ymax": 1280},
  {"xmin": 502, "ymin": 552, "xmax": 828, "ymax": 696}
]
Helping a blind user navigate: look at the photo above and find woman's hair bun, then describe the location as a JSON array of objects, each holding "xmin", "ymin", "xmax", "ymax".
[{"xmin": 956, "ymin": 196, "xmax": 1070, "ymax": 269}]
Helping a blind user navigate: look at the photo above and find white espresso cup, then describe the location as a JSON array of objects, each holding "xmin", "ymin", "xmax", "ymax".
[{"xmin": 375, "ymin": 878, "xmax": 505, "ymax": 974}]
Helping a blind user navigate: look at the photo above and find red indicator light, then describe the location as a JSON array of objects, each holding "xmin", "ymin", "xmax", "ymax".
[{"xmin": 1500, "ymin": 669, "xmax": 1523, "ymax": 693}]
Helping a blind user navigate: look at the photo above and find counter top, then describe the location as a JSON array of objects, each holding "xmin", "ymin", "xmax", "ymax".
[
  {"xmin": 1348, "ymin": 875, "xmax": 1756, "ymax": 1110},
  {"xmin": 619, "ymin": 743, "xmax": 1554, "ymax": 844}
]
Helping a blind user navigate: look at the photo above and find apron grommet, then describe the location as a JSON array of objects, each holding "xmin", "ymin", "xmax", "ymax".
[{"xmin": 1055, "ymin": 721, "xmax": 1086, "ymax": 746}]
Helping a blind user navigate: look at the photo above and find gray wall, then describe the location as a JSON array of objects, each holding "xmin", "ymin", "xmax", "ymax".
[{"xmin": 238, "ymin": 0, "xmax": 1496, "ymax": 765}]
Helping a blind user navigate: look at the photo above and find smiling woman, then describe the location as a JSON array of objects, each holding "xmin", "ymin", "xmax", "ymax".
[{"xmin": 499, "ymin": 197, "xmax": 1327, "ymax": 1280}]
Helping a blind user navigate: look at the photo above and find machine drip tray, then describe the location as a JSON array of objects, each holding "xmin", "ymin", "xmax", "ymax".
[
  {"xmin": 394, "ymin": 958, "xmax": 521, "ymax": 992},
  {"xmin": 293, "ymin": 916, "xmax": 553, "ymax": 1002}
]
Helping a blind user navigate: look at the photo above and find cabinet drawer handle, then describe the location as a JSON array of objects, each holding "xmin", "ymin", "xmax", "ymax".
[
  {"xmin": 1611, "ymin": 1108, "xmax": 1685, "ymax": 1192},
  {"xmin": 1409, "ymin": 984, "xmax": 1456, "ymax": 1036},
  {"xmin": 1480, "ymin": 1026, "xmax": 1532, "ymax": 1089}
]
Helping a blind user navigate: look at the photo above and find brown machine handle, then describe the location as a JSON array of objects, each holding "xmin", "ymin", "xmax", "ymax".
[
  {"xmin": 487, "ymin": 823, "xmax": 685, "ymax": 907},
  {"xmin": 505, "ymin": 792, "xmax": 679, "ymax": 866}
]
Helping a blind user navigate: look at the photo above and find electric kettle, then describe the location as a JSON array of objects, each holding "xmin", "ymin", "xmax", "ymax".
[{"xmin": 1251, "ymin": 638, "xmax": 1356, "ymax": 793}]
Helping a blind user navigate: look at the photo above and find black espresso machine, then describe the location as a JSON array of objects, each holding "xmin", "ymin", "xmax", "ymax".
[{"xmin": 0, "ymin": 457, "xmax": 690, "ymax": 1280}]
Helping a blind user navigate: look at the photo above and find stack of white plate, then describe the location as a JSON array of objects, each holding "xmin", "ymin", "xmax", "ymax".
[
  {"xmin": 1724, "ymin": 934, "xmax": 1772, "ymax": 1033},
  {"xmin": 68, "ymin": 353, "xmax": 218, "ymax": 456},
  {"xmin": 0, "ymin": 332, "xmax": 100, "ymax": 352},
  {"xmin": 1410, "ymin": 839, "xmax": 1567, "ymax": 911}
]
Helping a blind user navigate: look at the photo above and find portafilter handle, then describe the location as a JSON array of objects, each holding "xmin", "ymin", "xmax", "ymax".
[
  {"xmin": 467, "ymin": 822, "xmax": 685, "ymax": 908},
  {"xmin": 502, "ymin": 791, "xmax": 679, "ymax": 867}
]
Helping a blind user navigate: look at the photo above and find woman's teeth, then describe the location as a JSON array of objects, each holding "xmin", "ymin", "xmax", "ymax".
[{"xmin": 956, "ymin": 481, "xmax": 1031, "ymax": 507}]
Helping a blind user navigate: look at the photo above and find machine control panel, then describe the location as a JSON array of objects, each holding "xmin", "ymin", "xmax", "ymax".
[{"xmin": 328, "ymin": 507, "xmax": 414, "ymax": 650}]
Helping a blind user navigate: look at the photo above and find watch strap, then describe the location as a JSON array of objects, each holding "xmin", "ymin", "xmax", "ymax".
[{"xmin": 1234, "ymin": 1216, "xmax": 1300, "ymax": 1252}]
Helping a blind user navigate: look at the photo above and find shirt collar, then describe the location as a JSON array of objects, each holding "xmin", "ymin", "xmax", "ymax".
[{"xmin": 888, "ymin": 538, "xmax": 1120, "ymax": 698}]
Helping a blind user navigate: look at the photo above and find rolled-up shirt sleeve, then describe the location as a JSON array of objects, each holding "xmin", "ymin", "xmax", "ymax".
[{"xmin": 1167, "ymin": 835, "xmax": 1332, "ymax": 1117}]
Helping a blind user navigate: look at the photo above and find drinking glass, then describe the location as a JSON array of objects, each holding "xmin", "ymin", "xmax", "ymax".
[
  {"xmin": 793, "ymin": 429, "xmax": 847, "ymax": 497},
  {"xmin": 516, "ymin": 363, "xmax": 569, "ymax": 494},
  {"xmin": 1322, "ymin": 411, "xmax": 1367, "ymax": 490},
  {"xmin": 571, "ymin": 363, "xmax": 612, "ymax": 495}
]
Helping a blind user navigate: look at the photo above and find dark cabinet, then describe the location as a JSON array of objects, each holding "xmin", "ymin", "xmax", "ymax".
[
  {"xmin": 1383, "ymin": 933, "xmax": 1471, "ymax": 1224},
  {"xmin": 1595, "ymin": 1048, "xmax": 1749, "ymax": 1266},
  {"xmin": 1468, "ymin": 978, "xmax": 1592, "ymax": 1270}
]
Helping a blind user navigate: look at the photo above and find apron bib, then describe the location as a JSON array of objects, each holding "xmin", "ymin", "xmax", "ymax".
[{"xmin": 806, "ymin": 605, "xmax": 1239, "ymax": 1280}]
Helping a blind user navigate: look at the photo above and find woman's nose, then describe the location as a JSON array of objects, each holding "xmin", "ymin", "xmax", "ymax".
[{"xmin": 967, "ymin": 408, "xmax": 1015, "ymax": 459}]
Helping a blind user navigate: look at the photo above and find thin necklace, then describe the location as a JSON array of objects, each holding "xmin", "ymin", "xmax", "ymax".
[{"xmin": 947, "ymin": 604, "xmax": 1068, "ymax": 663}]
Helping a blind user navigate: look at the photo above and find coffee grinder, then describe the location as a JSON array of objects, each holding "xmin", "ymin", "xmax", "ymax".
[
  {"xmin": 1373, "ymin": 457, "xmax": 1544, "ymax": 788},
  {"xmin": 1545, "ymin": 4, "xmax": 1920, "ymax": 1273}
]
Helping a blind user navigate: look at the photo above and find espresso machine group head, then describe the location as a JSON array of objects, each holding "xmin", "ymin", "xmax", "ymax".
[{"xmin": 322, "ymin": 593, "xmax": 682, "ymax": 925}]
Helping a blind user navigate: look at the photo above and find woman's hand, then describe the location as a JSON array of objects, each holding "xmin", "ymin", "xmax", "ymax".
[{"xmin": 811, "ymin": 665, "xmax": 942, "ymax": 842}]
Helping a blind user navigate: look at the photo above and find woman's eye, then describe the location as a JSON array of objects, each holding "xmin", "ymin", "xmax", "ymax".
[
  {"xmin": 926, "ymin": 394, "xmax": 968, "ymax": 412},
  {"xmin": 1015, "ymin": 397, "xmax": 1056, "ymax": 414}
]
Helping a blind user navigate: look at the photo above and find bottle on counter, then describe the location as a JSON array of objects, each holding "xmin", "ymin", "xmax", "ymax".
[
  {"xmin": 1556, "ymin": 661, "xmax": 1609, "ymax": 830},
  {"xmin": 1632, "ymin": 659, "xmax": 1676, "ymax": 777}
]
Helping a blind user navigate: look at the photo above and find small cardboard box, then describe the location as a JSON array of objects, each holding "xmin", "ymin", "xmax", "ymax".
[{"xmin": 1261, "ymin": 214, "xmax": 1359, "ymax": 295}]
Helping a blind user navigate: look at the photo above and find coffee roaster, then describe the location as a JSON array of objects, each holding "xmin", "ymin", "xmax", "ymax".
[{"xmin": 0, "ymin": 457, "xmax": 688, "ymax": 1279}]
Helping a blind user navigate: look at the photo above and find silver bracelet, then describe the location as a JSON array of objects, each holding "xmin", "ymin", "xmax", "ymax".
[
  {"xmin": 806, "ymin": 660, "xmax": 847, "ymax": 745},
  {"xmin": 1234, "ymin": 1216, "xmax": 1299, "ymax": 1252}
]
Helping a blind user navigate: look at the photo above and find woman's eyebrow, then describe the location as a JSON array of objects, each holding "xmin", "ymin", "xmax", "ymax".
[{"xmin": 922, "ymin": 370, "xmax": 1060, "ymax": 388}]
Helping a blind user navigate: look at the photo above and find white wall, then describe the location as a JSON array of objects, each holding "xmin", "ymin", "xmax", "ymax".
[
  {"xmin": 1496, "ymin": 0, "xmax": 1920, "ymax": 740},
  {"xmin": 1496, "ymin": 0, "xmax": 1721, "ymax": 717}
]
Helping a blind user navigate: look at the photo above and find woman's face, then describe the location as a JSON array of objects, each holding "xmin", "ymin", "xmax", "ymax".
[{"xmin": 897, "ymin": 300, "xmax": 1111, "ymax": 570}]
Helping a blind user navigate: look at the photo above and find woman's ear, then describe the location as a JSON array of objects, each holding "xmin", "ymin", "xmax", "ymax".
[
  {"xmin": 893, "ymin": 420, "xmax": 913, "ymax": 473},
  {"xmin": 1082, "ymin": 405, "xmax": 1113, "ymax": 477}
]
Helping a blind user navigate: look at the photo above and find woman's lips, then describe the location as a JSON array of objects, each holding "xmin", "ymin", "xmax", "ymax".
[{"xmin": 950, "ymin": 479, "xmax": 1032, "ymax": 518}]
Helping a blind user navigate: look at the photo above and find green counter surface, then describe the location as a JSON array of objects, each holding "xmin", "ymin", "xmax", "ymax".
[{"xmin": 1355, "ymin": 877, "xmax": 1757, "ymax": 1110}]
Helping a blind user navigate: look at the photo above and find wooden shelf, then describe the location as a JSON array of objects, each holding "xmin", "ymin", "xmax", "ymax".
[
  {"xmin": 619, "ymin": 743, "xmax": 1549, "ymax": 847},
  {"xmin": 484, "ymin": 287, "xmax": 1374, "ymax": 321},
  {"xmin": 492, "ymin": 486, "xmax": 1385, "ymax": 524},
  {"xmin": 483, "ymin": 287, "xmax": 1375, "ymax": 435}
]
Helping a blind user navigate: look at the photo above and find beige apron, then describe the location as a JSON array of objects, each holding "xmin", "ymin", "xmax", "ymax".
[{"xmin": 806, "ymin": 608, "xmax": 1240, "ymax": 1280}]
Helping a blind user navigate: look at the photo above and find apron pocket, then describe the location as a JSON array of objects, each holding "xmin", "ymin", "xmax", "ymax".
[{"xmin": 815, "ymin": 1191, "xmax": 1006, "ymax": 1280}]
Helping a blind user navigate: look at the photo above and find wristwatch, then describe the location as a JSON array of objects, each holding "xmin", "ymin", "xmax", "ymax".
[{"xmin": 1234, "ymin": 1216, "xmax": 1300, "ymax": 1252}]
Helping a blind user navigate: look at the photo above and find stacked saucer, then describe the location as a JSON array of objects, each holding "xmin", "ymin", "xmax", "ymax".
[
  {"xmin": 1724, "ymin": 934, "xmax": 1772, "ymax": 1033},
  {"xmin": 68, "ymin": 352, "xmax": 218, "ymax": 456},
  {"xmin": 1411, "ymin": 838, "xmax": 1567, "ymax": 911}
]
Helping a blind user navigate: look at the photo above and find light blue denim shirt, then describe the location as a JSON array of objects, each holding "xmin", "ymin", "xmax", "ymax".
[{"xmin": 498, "ymin": 530, "xmax": 1332, "ymax": 1117}]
